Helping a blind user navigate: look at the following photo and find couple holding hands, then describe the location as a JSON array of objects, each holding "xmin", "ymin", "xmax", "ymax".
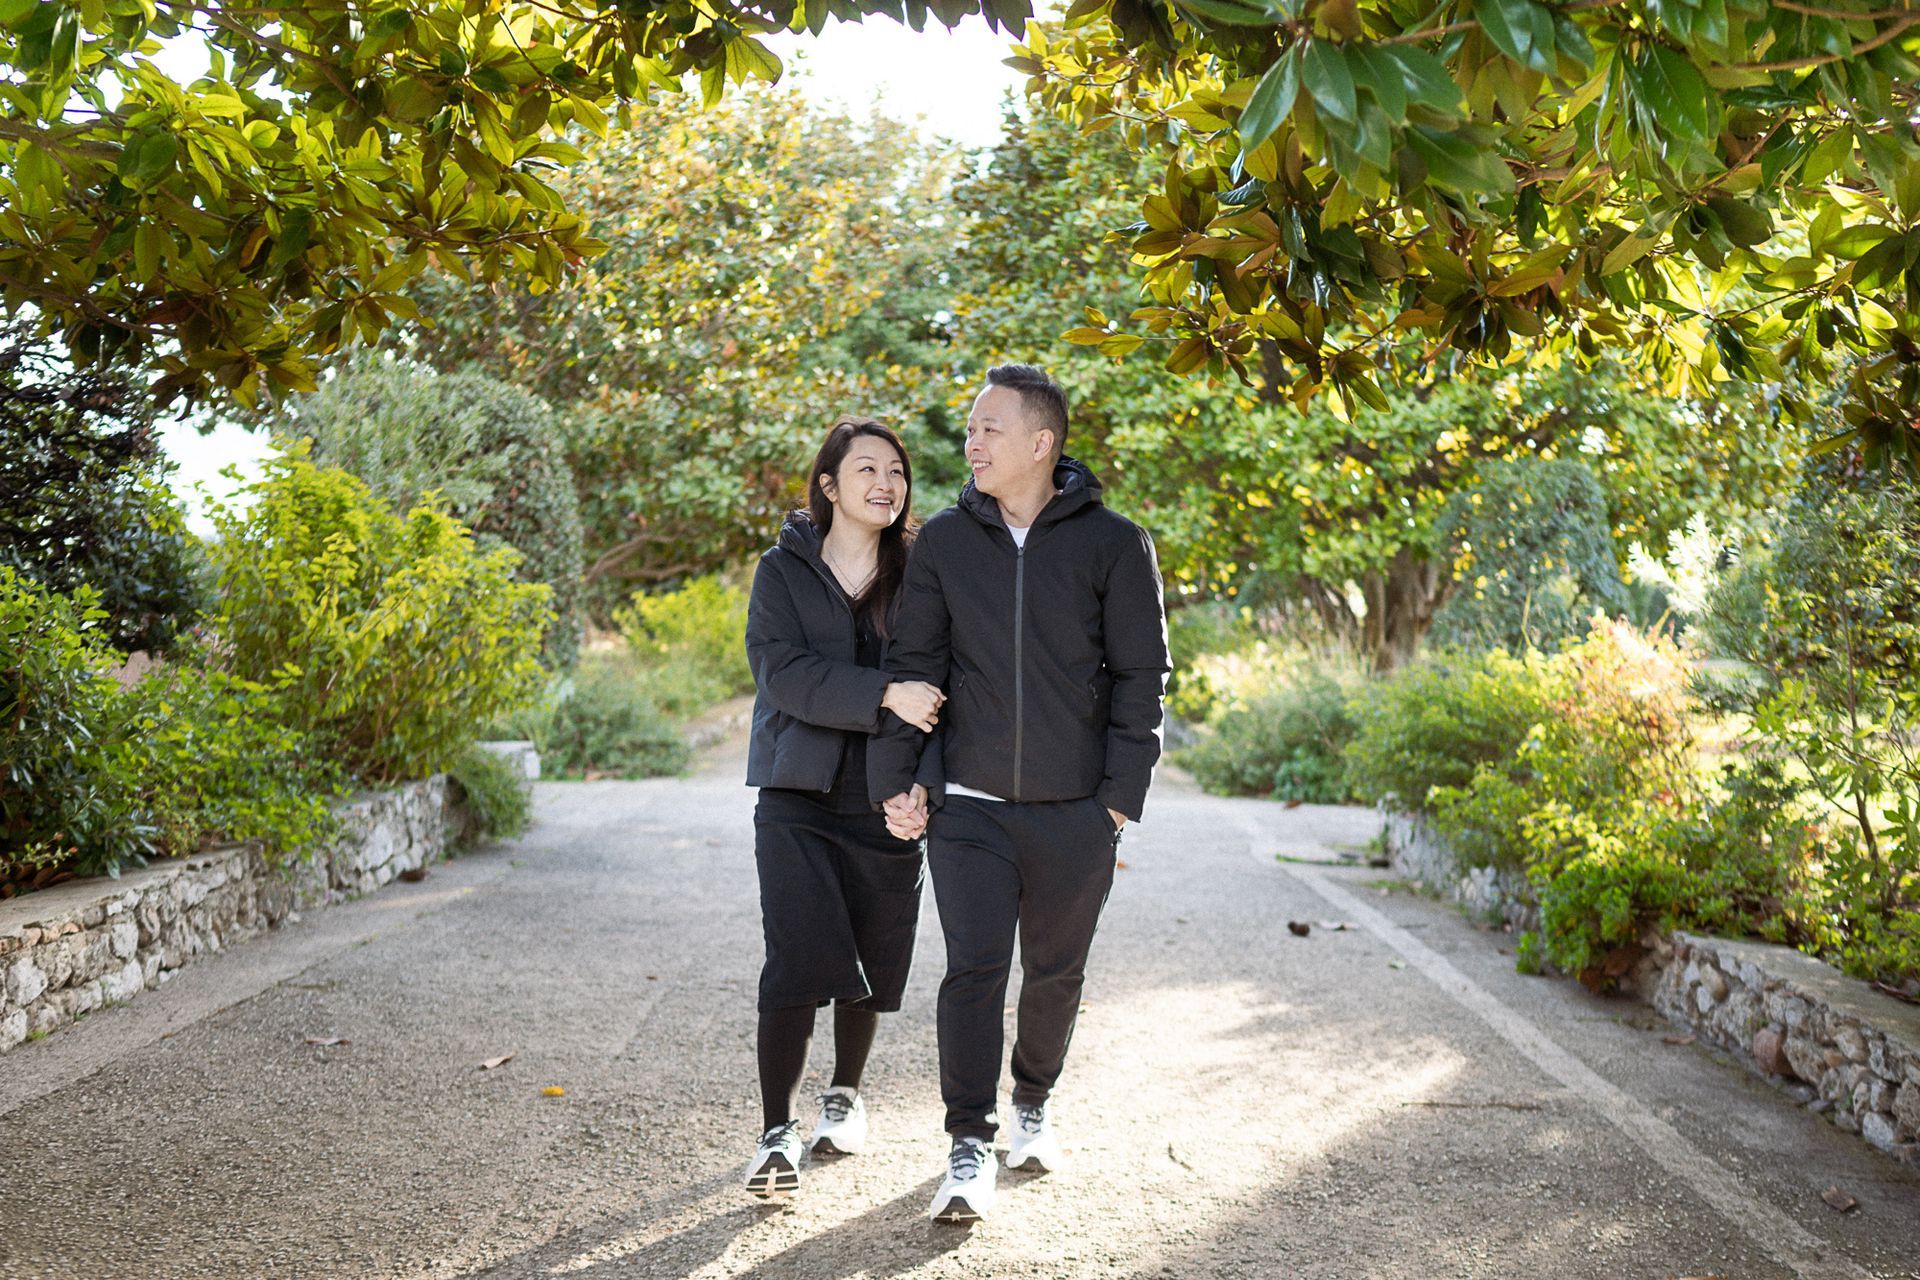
[{"xmin": 742, "ymin": 363, "xmax": 1171, "ymax": 1223}]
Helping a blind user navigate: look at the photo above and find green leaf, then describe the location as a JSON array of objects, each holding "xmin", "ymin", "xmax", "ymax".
[
  {"xmin": 1302, "ymin": 40, "xmax": 1356, "ymax": 124},
  {"xmin": 1801, "ymin": 128, "xmax": 1853, "ymax": 184},
  {"xmin": 1633, "ymin": 46, "xmax": 1712, "ymax": 144},
  {"xmin": 266, "ymin": 208, "xmax": 313, "ymax": 271},
  {"xmin": 1474, "ymin": 0, "xmax": 1556, "ymax": 77},
  {"xmin": 1703, "ymin": 195, "xmax": 1772, "ymax": 248},
  {"xmin": 0, "ymin": 0, "xmax": 36, "ymax": 26},
  {"xmin": 1239, "ymin": 48, "xmax": 1300, "ymax": 151},
  {"xmin": 121, "ymin": 131, "xmax": 179, "ymax": 184},
  {"xmin": 1352, "ymin": 46, "xmax": 1404, "ymax": 121},
  {"xmin": 370, "ymin": 7, "xmax": 411, "ymax": 38},
  {"xmin": 1406, "ymin": 124, "xmax": 1513, "ymax": 197},
  {"xmin": 1174, "ymin": 0, "xmax": 1285, "ymax": 26},
  {"xmin": 1382, "ymin": 45, "xmax": 1464, "ymax": 115}
]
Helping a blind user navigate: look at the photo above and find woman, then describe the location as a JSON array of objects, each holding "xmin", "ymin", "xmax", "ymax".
[{"xmin": 741, "ymin": 417, "xmax": 944, "ymax": 1200}]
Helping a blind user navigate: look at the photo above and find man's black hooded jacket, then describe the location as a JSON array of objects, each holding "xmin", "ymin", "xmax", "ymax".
[{"xmin": 867, "ymin": 457, "xmax": 1170, "ymax": 821}]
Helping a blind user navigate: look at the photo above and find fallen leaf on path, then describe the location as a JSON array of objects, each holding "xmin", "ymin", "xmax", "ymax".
[
  {"xmin": 1821, "ymin": 1186, "xmax": 1858, "ymax": 1213},
  {"xmin": 541, "ymin": 1086, "xmax": 567, "ymax": 1097},
  {"xmin": 399, "ymin": 866, "xmax": 429, "ymax": 882},
  {"xmin": 1286, "ymin": 921, "xmax": 1311, "ymax": 937},
  {"xmin": 1283, "ymin": 798, "xmax": 1303, "ymax": 809},
  {"xmin": 1388, "ymin": 960, "xmax": 1407, "ymax": 970},
  {"xmin": 1316, "ymin": 921, "xmax": 1356, "ymax": 932},
  {"xmin": 479, "ymin": 1054, "xmax": 515, "ymax": 1070},
  {"xmin": 1663, "ymin": 1034, "xmax": 1696, "ymax": 1046},
  {"xmin": 303, "ymin": 1036, "xmax": 350, "ymax": 1047},
  {"xmin": 1166, "ymin": 1142, "xmax": 1194, "ymax": 1171},
  {"xmin": 1115, "ymin": 860, "xmax": 1129, "ymax": 869}
]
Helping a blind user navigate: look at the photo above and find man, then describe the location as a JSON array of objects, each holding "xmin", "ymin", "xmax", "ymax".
[{"xmin": 869, "ymin": 363, "xmax": 1170, "ymax": 1223}]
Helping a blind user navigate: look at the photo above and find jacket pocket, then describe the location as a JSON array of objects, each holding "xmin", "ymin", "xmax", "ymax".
[{"xmin": 1087, "ymin": 669, "xmax": 1113, "ymax": 724}]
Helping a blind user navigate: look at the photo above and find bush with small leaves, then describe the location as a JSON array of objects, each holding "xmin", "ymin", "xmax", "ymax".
[{"xmin": 204, "ymin": 446, "xmax": 554, "ymax": 784}]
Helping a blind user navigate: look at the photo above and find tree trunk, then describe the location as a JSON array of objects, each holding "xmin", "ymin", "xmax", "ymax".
[{"xmin": 1358, "ymin": 548, "xmax": 1446, "ymax": 674}]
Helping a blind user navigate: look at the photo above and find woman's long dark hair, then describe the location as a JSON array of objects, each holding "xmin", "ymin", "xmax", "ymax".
[{"xmin": 804, "ymin": 417, "xmax": 915, "ymax": 638}]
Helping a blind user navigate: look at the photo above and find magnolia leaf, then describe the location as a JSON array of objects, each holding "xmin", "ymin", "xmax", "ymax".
[
  {"xmin": 1302, "ymin": 40, "xmax": 1357, "ymax": 124},
  {"xmin": 1632, "ymin": 45, "xmax": 1712, "ymax": 144},
  {"xmin": 1239, "ymin": 49, "xmax": 1300, "ymax": 151}
]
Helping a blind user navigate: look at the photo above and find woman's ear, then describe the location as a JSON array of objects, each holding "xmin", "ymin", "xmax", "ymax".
[{"xmin": 818, "ymin": 473, "xmax": 837, "ymax": 502}]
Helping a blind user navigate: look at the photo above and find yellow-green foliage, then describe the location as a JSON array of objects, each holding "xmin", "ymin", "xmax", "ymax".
[
  {"xmin": 615, "ymin": 574, "xmax": 752, "ymax": 718},
  {"xmin": 206, "ymin": 446, "xmax": 553, "ymax": 784}
]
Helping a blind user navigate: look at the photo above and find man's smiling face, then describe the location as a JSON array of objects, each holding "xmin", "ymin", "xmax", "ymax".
[{"xmin": 965, "ymin": 384, "xmax": 1047, "ymax": 500}]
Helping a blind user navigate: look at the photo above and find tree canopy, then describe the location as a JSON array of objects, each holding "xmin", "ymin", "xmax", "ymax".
[
  {"xmin": 949, "ymin": 104, "xmax": 1799, "ymax": 666},
  {"xmin": 1016, "ymin": 0, "xmax": 1920, "ymax": 469},
  {"xmin": 0, "ymin": 0, "xmax": 1028, "ymax": 407},
  {"xmin": 390, "ymin": 86, "xmax": 963, "ymax": 604}
]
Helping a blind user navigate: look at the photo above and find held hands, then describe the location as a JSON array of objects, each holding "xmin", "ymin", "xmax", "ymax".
[
  {"xmin": 884, "ymin": 784, "xmax": 929, "ymax": 841},
  {"xmin": 882, "ymin": 680, "xmax": 946, "ymax": 733}
]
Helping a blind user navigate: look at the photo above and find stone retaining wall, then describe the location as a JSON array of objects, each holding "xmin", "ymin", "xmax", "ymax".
[
  {"xmin": 1382, "ymin": 808, "xmax": 1538, "ymax": 933},
  {"xmin": 0, "ymin": 746, "xmax": 536, "ymax": 1056},
  {"xmin": 1654, "ymin": 933, "xmax": 1920, "ymax": 1161},
  {"xmin": 1380, "ymin": 806, "xmax": 1920, "ymax": 1165}
]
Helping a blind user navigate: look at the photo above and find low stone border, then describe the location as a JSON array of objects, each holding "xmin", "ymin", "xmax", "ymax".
[
  {"xmin": 1381, "ymin": 808, "xmax": 1538, "ymax": 933},
  {"xmin": 1379, "ymin": 806, "xmax": 1920, "ymax": 1164},
  {"xmin": 0, "ymin": 745, "xmax": 537, "ymax": 1055},
  {"xmin": 1655, "ymin": 933, "xmax": 1920, "ymax": 1160}
]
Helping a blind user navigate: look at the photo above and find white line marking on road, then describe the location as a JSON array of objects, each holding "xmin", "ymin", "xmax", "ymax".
[{"xmin": 1277, "ymin": 861, "xmax": 1871, "ymax": 1280}]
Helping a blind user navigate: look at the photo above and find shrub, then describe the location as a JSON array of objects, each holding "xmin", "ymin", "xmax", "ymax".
[
  {"xmin": 0, "ymin": 571, "xmax": 146, "ymax": 888},
  {"xmin": 1428, "ymin": 458, "xmax": 1629, "ymax": 654},
  {"xmin": 1165, "ymin": 602, "xmax": 1264, "ymax": 723},
  {"xmin": 1425, "ymin": 620, "xmax": 1703, "ymax": 879},
  {"xmin": 1708, "ymin": 477, "xmax": 1919, "ymax": 918},
  {"xmin": 114, "ymin": 655, "xmax": 342, "ymax": 866},
  {"xmin": 282, "ymin": 355, "xmax": 587, "ymax": 668},
  {"xmin": 505, "ymin": 659, "xmax": 690, "ymax": 780},
  {"xmin": 1343, "ymin": 648, "xmax": 1553, "ymax": 810},
  {"xmin": 0, "ymin": 321, "xmax": 206, "ymax": 653},
  {"xmin": 205, "ymin": 447, "xmax": 554, "ymax": 784},
  {"xmin": 615, "ymin": 574, "xmax": 753, "ymax": 718},
  {"xmin": 1524, "ymin": 759, "xmax": 1823, "ymax": 988},
  {"xmin": 1178, "ymin": 670, "xmax": 1359, "ymax": 802},
  {"xmin": 448, "ymin": 745, "xmax": 531, "ymax": 845}
]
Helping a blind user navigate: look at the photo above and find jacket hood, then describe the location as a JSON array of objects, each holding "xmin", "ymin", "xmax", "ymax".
[
  {"xmin": 775, "ymin": 510, "xmax": 825, "ymax": 559},
  {"xmin": 957, "ymin": 455, "xmax": 1103, "ymax": 529}
]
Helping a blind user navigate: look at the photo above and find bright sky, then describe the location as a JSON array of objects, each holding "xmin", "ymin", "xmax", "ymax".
[{"xmin": 159, "ymin": 14, "xmax": 1030, "ymax": 533}]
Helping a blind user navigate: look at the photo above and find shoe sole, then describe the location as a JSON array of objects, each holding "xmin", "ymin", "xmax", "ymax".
[
  {"xmin": 1005, "ymin": 1150, "xmax": 1060, "ymax": 1172},
  {"xmin": 810, "ymin": 1136, "xmax": 863, "ymax": 1156},
  {"xmin": 931, "ymin": 1197, "xmax": 983, "ymax": 1224},
  {"xmin": 744, "ymin": 1155, "xmax": 799, "ymax": 1200}
]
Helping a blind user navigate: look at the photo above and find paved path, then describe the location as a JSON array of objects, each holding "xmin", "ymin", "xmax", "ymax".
[{"xmin": 4, "ymin": 740, "xmax": 1919, "ymax": 1280}]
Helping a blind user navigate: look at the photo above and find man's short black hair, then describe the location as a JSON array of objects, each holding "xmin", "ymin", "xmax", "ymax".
[{"xmin": 985, "ymin": 364, "xmax": 1069, "ymax": 462}]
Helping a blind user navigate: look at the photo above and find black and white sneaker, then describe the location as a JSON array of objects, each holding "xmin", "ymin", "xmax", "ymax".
[
  {"xmin": 744, "ymin": 1120, "xmax": 803, "ymax": 1200},
  {"xmin": 1005, "ymin": 1102, "xmax": 1064, "ymax": 1171},
  {"xmin": 927, "ymin": 1136, "xmax": 997, "ymax": 1222},
  {"xmin": 810, "ymin": 1086, "xmax": 867, "ymax": 1155}
]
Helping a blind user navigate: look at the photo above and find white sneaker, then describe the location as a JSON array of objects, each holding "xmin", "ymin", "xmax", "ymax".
[
  {"xmin": 743, "ymin": 1120, "xmax": 803, "ymax": 1200},
  {"xmin": 927, "ymin": 1137, "xmax": 997, "ymax": 1222},
  {"xmin": 1005, "ymin": 1102, "xmax": 1065, "ymax": 1172},
  {"xmin": 810, "ymin": 1087, "xmax": 868, "ymax": 1155}
]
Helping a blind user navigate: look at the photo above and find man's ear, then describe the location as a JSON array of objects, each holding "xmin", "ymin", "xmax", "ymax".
[{"xmin": 1033, "ymin": 429, "xmax": 1054, "ymax": 463}]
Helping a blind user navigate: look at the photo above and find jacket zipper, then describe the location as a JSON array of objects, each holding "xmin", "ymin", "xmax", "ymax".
[{"xmin": 1011, "ymin": 537, "xmax": 1025, "ymax": 802}]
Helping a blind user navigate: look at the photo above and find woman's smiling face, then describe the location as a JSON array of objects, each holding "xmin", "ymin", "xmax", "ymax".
[{"xmin": 823, "ymin": 437, "xmax": 908, "ymax": 532}]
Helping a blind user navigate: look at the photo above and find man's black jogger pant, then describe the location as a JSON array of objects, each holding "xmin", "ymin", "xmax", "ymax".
[{"xmin": 928, "ymin": 794, "xmax": 1120, "ymax": 1142}]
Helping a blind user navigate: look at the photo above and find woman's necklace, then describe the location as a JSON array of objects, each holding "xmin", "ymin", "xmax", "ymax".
[{"xmin": 822, "ymin": 548, "xmax": 877, "ymax": 598}]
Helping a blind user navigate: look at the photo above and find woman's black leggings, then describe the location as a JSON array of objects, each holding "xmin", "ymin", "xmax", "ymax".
[{"xmin": 758, "ymin": 1002, "xmax": 881, "ymax": 1133}]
